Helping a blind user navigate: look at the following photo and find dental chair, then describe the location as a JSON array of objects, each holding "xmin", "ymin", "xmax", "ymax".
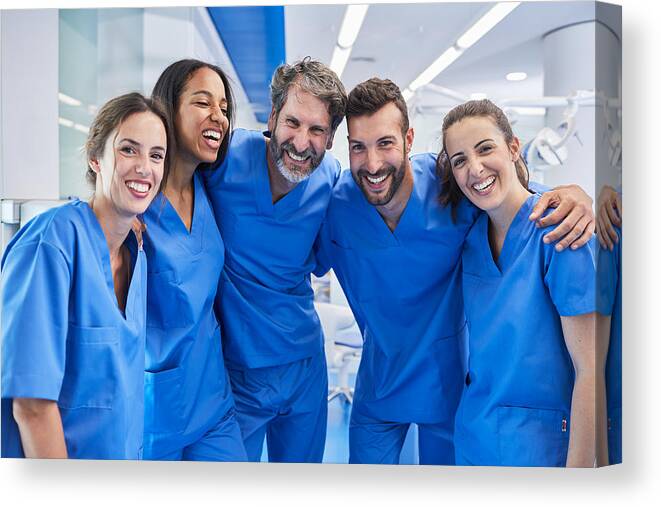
[{"xmin": 314, "ymin": 301, "xmax": 363, "ymax": 404}]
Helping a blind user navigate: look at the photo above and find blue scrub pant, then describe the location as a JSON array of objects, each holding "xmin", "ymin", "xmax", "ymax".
[
  {"xmin": 146, "ymin": 408, "xmax": 248, "ymax": 461},
  {"xmin": 228, "ymin": 351, "xmax": 328, "ymax": 463},
  {"xmin": 349, "ymin": 409, "xmax": 455, "ymax": 465}
]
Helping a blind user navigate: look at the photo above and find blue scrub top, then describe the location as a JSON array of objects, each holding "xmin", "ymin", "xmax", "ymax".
[
  {"xmin": 1, "ymin": 200, "xmax": 146, "ymax": 459},
  {"xmin": 202, "ymin": 128, "xmax": 341, "ymax": 369},
  {"xmin": 141, "ymin": 172, "xmax": 234, "ymax": 456},
  {"xmin": 455, "ymin": 193, "xmax": 598, "ymax": 467},
  {"xmin": 315, "ymin": 153, "xmax": 479, "ymax": 423},
  {"xmin": 597, "ymin": 228, "xmax": 622, "ymax": 464}
]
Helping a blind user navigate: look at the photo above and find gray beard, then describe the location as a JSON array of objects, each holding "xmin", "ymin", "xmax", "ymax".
[{"xmin": 276, "ymin": 157, "xmax": 310, "ymax": 184}]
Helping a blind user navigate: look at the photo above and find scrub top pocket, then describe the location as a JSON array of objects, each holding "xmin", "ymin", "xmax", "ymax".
[
  {"xmin": 146, "ymin": 269, "xmax": 194, "ymax": 328},
  {"xmin": 497, "ymin": 405, "xmax": 569, "ymax": 467},
  {"xmin": 59, "ymin": 325, "xmax": 119, "ymax": 409},
  {"xmin": 144, "ymin": 366, "xmax": 186, "ymax": 435}
]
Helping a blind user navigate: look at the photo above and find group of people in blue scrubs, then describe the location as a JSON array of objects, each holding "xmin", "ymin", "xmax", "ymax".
[{"xmin": 1, "ymin": 56, "xmax": 619, "ymax": 466}]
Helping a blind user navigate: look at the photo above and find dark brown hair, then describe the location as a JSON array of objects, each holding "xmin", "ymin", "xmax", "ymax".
[
  {"xmin": 152, "ymin": 59, "xmax": 235, "ymax": 170},
  {"xmin": 437, "ymin": 99, "xmax": 529, "ymax": 218},
  {"xmin": 346, "ymin": 77, "xmax": 409, "ymax": 138},
  {"xmin": 85, "ymin": 92, "xmax": 172, "ymax": 189},
  {"xmin": 271, "ymin": 57, "xmax": 347, "ymax": 133}
]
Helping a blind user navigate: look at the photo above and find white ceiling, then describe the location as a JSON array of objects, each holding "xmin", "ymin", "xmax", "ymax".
[
  {"xmin": 284, "ymin": 1, "xmax": 618, "ymax": 161},
  {"xmin": 285, "ymin": 1, "xmax": 605, "ymax": 104}
]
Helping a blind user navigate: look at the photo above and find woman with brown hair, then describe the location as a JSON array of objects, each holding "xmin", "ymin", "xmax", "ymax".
[
  {"xmin": 1, "ymin": 93, "xmax": 169, "ymax": 459},
  {"xmin": 438, "ymin": 99, "xmax": 608, "ymax": 467}
]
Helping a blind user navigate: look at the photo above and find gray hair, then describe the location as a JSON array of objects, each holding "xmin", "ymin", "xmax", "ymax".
[{"xmin": 270, "ymin": 57, "xmax": 347, "ymax": 132}]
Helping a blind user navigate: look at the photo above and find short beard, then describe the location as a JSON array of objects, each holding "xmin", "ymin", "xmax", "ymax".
[
  {"xmin": 268, "ymin": 132, "xmax": 325, "ymax": 184},
  {"xmin": 354, "ymin": 157, "xmax": 407, "ymax": 206}
]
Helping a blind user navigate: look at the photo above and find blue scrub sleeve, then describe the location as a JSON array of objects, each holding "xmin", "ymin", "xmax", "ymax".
[
  {"xmin": 312, "ymin": 220, "xmax": 332, "ymax": 278},
  {"xmin": 544, "ymin": 237, "xmax": 597, "ymax": 316},
  {"xmin": 1, "ymin": 241, "xmax": 70, "ymax": 401},
  {"xmin": 596, "ymin": 228, "xmax": 621, "ymax": 316}
]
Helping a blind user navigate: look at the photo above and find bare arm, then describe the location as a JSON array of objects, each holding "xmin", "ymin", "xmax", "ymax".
[
  {"xmin": 595, "ymin": 313, "xmax": 613, "ymax": 466},
  {"xmin": 595, "ymin": 185, "xmax": 622, "ymax": 251},
  {"xmin": 560, "ymin": 313, "xmax": 603, "ymax": 467},
  {"xmin": 528, "ymin": 184, "xmax": 595, "ymax": 251},
  {"xmin": 13, "ymin": 398, "xmax": 68, "ymax": 458}
]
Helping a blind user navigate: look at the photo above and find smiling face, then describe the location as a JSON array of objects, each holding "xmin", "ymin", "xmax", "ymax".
[
  {"xmin": 444, "ymin": 115, "xmax": 523, "ymax": 212},
  {"xmin": 347, "ymin": 102, "xmax": 413, "ymax": 207},
  {"xmin": 91, "ymin": 111, "xmax": 166, "ymax": 217},
  {"xmin": 175, "ymin": 66, "xmax": 229, "ymax": 166},
  {"xmin": 267, "ymin": 86, "xmax": 332, "ymax": 183}
]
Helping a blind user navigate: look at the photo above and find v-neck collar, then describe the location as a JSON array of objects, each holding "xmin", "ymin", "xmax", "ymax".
[
  {"xmin": 349, "ymin": 165, "xmax": 421, "ymax": 247},
  {"xmin": 476, "ymin": 193, "xmax": 538, "ymax": 276},
  {"xmin": 81, "ymin": 201, "xmax": 144, "ymax": 322},
  {"xmin": 151, "ymin": 172, "xmax": 207, "ymax": 255},
  {"xmin": 160, "ymin": 171, "xmax": 204, "ymax": 236},
  {"xmin": 253, "ymin": 135, "xmax": 311, "ymax": 217}
]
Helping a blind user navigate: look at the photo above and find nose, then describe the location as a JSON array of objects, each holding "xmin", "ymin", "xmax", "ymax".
[
  {"xmin": 134, "ymin": 152, "xmax": 150, "ymax": 176},
  {"xmin": 291, "ymin": 130, "xmax": 312, "ymax": 154},
  {"xmin": 467, "ymin": 155, "xmax": 484, "ymax": 177},
  {"xmin": 365, "ymin": 147, "xmax": 382, "ymax": 174},
  {"xmin": 209, "ymin": 106, "xmax": 226, "ymax": 125}
]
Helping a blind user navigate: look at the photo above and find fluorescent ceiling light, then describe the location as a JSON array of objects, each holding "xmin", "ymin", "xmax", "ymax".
[
  {"xmin": 506, "ymin": 71, "xmax": 528, "ymax": 81},
  {"xmin": 58, "ymin": 92, "xmax": 82, "ymax": 107},
  {"xmin": 470, "ymin": 93, "xmax": 488, "ymax": 100},
  {"xmin": 337, "ymin": 5, "xmax": 369, "ymax": 48},
  {"xmin": 330, "ymin": 45, "xmax": 352, "ymax": 78},
  {"xmin": 409, "ymin": 46, "xmax": 461, "ymax": 92},
  {"xmin": 58, "ymin": 117, "xmax": 74, "ymax": 128},
  {"xmin": 404, "ymin": 2, "xmax": 519, "ymax": 102},
  {"xmin": 330, "ymin": 4, "xmax": 369, "ymax": 78},
  {"xmin": 456, "ymin": 2, "xmax": 521, "ymax": 50},
  {"xmin": 74, "ymin": 123, "xmax": 90, "ymax": 134},
  {"xmin": 402, "ymin": 88, "xmax": 414, "ymax": 102}
]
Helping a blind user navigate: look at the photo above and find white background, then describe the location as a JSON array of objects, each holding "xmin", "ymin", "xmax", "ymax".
[{"xmin": 1, "ymin": 0, "xmax": 658, "ymax": 505}]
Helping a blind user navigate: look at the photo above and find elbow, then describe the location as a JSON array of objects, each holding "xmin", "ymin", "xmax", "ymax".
[{"xmin": 12, "ymin": 398, "xmax": 55, "ymax": 426}]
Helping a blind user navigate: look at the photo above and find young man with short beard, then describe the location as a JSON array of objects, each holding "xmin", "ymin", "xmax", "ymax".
[{"xmin": 314, "ymin": 78, "xmax": 596, "ymax": 464}]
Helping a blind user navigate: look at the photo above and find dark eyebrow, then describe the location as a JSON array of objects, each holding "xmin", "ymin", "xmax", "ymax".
[
  {"xmin": 348, "ymin": 135, "xmax": 395, "ymax": 145},
  {"xmin": 118, "ymin": 138, "xmax": 141, "ymax": 147},
  {"xmin": 118, "ymin": 138, "xmax": 166, "ymax": 152},
  {"xmin": 475, "ymin": 138, "xmax": 495, "ymax": 148},
  {"xmin": 449, "ymin": 138, "xmax": 495, "ymax": 161},
  {"xmin": 191, "ymin": 90, "xmax": 227, "ymax": 104}
]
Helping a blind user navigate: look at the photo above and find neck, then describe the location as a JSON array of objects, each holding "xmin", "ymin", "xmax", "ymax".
[
  {"xmin": 376, "ymin": 162, "xmax": 414, "ymax": 231},
  {"xmin": 487, "ymin": 182, "xmax": 532, "ymax": 244},
  {"xmin": 89, "ymin": 196, "xmax": 134, "ymax": 258},
  {"xmin": 166, "ymin": 156, "xmax": 197, "ymax": 196},
  {"xmin": 266, "ymin": 138, "xmax": 298, "ymax": 202}
]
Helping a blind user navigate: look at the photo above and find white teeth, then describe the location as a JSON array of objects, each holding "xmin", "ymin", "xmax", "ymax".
[
  {"xmin": 286, "ymin": 150, "xmax": 308, "ymax": 162},
  {"xmin": 202, "ymin": 129, "xmax": 221, "ymax": 140},
  {"xmin": 126, "ymin": 181, "xmax": 150, "ymax": 193},
  {"xmin": 367, "ymin": 174, "xmax": 387, "ymax": 184},
  {"xmin": 473, "ymin": 176, "xmax": 496, "ymax": 191}
]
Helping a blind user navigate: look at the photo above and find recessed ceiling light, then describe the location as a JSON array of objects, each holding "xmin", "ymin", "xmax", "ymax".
[{"xmin": 506, "ymin": 72, "xmax": 527, "ymax": 81}]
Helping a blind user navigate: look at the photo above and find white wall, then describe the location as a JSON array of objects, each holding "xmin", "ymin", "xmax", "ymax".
[{"xmin": 0, "ymin": 9, "xmax": 59, "ymax": 200}]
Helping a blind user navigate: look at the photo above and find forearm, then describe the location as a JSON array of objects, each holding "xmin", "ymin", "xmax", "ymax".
[
  {"xmin": 566, "ymin": 372, "xmax": 596, "ymax": 467},
  {"xmin": 595, "ymin": 314, "xmax": 612, "ymax": 466},
  {"xmin": 594, "ymin": 367, "xmax": 609, "ymax": 466},
  {"xmin": 13, "ymin": 398, "xmax": 68, "ymax": 458}
]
